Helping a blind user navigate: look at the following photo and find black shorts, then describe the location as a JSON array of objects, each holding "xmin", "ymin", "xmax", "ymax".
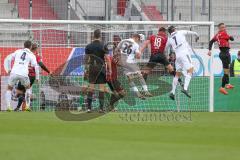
[
  {"xmin": 88, "ymin": 64, "xmax": 106, "ymax": 84},
  {"xmin": 107, "ymin": 80, "xmax": 123, "ymax": 92},
  {"xmin": 29, "ymin": 76, "xmax": 36, "ymax": 87},
  {"xmin": 219, "ymin": 52, "xmax": 231, "ymax": 69},
  {"xmin": 147, "ymin": 53, "xmax": 170, "ymax": 69},
  {"xmin": 16, "ymin": 82, "xmax": 26, "ymax": 93}
]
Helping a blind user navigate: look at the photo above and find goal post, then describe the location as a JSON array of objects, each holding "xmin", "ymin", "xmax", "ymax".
[
  {"xmin": 0, "ymin": 19, "xmax": 215, "ymax": 112},
  {"xmin": 209, "ymin": 23, "xmax": 215, "ymax": 112}
]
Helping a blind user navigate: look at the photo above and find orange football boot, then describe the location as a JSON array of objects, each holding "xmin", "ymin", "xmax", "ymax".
[
  {"xmin": 219, "ymin": 87, "xmax": 228, "ymax": 95},
  {"xmin": 226, "ymin": 84, "xmax": 234, "ymax": 89}
]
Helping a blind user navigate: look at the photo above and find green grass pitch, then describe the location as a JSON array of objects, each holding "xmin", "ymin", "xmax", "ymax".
[{"xmin": 0, "ymin": 112, "xmax": 240, "ymax": 160}]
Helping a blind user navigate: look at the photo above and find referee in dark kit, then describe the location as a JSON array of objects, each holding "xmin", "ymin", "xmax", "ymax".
[{"xmin": 84, "ymin": 29, "xmax": 111, "ymax": 113}]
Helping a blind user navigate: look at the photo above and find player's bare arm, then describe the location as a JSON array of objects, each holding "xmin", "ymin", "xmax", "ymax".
[
  {"xmin": 4, "ymin": 53, "xmax": 16, "ymax": 75},
  {"xmin": 183, "ymin": 30, "xmax": 200, "ymax": 42},
  {"xmin": 135, "ymin": 51, "xmax": 141, "ymax": 59},
  {"xmin": 105, "ymin": 54, "xmax": 112, "ymax": 74},
  {"xmin": 31, "ymin": 56, "xmax": 40, "ymax": 84},
  {"xmin": 103, "ymin": 43, "xmax": 112, "ymax": 74},
  {"xmin": 140, "ymin": 40, "xmax": 150, "ymax": 54}
]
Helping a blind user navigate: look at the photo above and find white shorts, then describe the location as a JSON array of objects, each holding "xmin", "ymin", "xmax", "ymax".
[
  {"xmin": 175, "ymin": 54, "xmax": 193, "ymax": 72},
  {"xmin": 119, "ymin": 54, "xmax": 140, "ymax": 75},
  {"xmin": 8, "ymin": 73, "xmax": 30, "ymax": 87}
]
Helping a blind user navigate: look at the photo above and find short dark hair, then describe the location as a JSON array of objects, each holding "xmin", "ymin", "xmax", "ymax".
[
  {"xmin": 168, "ymin": 26, "xmax": 176, "ymax": 34},
  {"xmin": 31, "ymin": 43, "xmax": 38, "ymax": 51},
  {"xmin": 169, "ymin": 52, "xmax": 176, "ymax": 56},
  {"xmin": 132, "ymin": 34, "xmax": 141, "ymax": 40},
  {"xmin": 93, "ymin": 29, "xmax": 101, "ymax": 39},
  {"xmin": 218, "ymin": 23, "xmax": 225, "ymax": 28},
  {"xmin": 238, "ymin": 50, "xmax": 240, "ymax": 56},
  {"xmin": 24, "ymin": 40, "xmax": 32, "ymax": 49},
  {"xmin": 159, "ymin": 27, "xmax": 166, "ymax": 32}
]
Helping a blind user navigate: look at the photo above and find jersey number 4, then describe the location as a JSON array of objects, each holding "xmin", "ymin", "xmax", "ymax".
[{"xmin": 20, "ymin": 52, "xmax": 26, "ymax": 61}]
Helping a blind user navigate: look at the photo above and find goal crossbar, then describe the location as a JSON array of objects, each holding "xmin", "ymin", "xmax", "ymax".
[
  {"xmin": 0, "ymin": 19, "xmax": 215, "ymax": 112},
  {"xmin": 0, "ymin": 19, "xmax": 214, "ymax": 26}
]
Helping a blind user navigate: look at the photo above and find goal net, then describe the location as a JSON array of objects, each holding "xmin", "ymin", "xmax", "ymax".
[{"xmin": 0, "ymin": 19, "xmax": 214, "ymax": 112}]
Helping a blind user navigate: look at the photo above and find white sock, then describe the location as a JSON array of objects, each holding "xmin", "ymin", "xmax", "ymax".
[
  {"xmin": 182, "ymin": 70, "xmax": 187, "ymax": 77},
  {"xmin": 142, "ymin": 85, "xmax": 148, "ymax": 92},
  {"xmin": 26, "ymin": 88, "xmax": 32, "ymax": 107},
  {"xmin": 171, "ymin": 76, "xmax": 179, "ymax": 95},
  {"xmin": 28, "ymin": 87, "xmax": 32, "ymax": 95},
  {"xmin": 184, "ymin": 73, "xmax": 192, "ymax": 91},
  {"xmin": 138, "ymin": 75, "xmax": 148, "ymax": 91},
  {"xmin": 131, "ymin": 86, "xmax": 139, "ymax": 92},
  {"xmin": 129, "ymin": 81, "xmax": 139, "ymax": 92},
  {"xmin": 5, "ymin": 90, "xmax": 12, "ymax": 108}
]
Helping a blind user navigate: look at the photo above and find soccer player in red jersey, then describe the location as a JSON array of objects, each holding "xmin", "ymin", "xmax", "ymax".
[
  {"xmin": 28, "ymin": 43, "xmax": 51, "ymax": 83},
  {"xmin": 140, "ymin": 27, "xmax": 174, "ymax": 80},
  {"xmin": 208, "ymin": 23, "xmax": 234, "ymax": 95},
  {"xmin": 106, "ymin": 52, "xmax": 125, "ymax": 111}
]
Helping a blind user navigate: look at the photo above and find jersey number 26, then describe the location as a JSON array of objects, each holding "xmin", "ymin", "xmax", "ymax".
[{"xmin": 123, "ymin": 43, "xmax": 132, "ymax": 55}]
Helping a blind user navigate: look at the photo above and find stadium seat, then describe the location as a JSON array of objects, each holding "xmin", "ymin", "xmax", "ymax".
[
  {"xmin": 117, "ymin": 0, "xmax": 127, "ymax": 16},
  {"xmin": 11, "ymin": 0, "xmax": 68, "ymax": 46},
  {"xmin": 17, "ymin": 0, "xmax": 57, "ymax": 19},
  {"xmin": 142, "ymin": 5, "xmax": 163, "ymax": 21}
]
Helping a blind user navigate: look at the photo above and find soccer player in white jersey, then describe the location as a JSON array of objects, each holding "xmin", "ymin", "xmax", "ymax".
[
  {"xmin": 4, "ymin": 40, "xmax": 39, "ymax": 111},
  {"xmin": 116, "ymin": 34, "xmax": 152, "ymax": 99},
  {"xmin": 166, "ymin": 26, "xmax": 199, "ymax": 100}
]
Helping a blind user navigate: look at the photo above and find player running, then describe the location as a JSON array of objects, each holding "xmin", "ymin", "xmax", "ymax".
[
  {"xmin": 166, "ymin": 26, "xmax": 199, "ymax": 100},
  {"xmin": 4, "ymin": 40, "xmax": 39, "ymax": 111},
  {"xmin": 140, "ymin": 27, "xmax": 174, "ymax": 79},
  {"xmin": 116, "ymin": 34, "xmax": 152, "ymax": 99},
  {"xmin": 208, "ymin": 23, "xmax": 234, "ymax": 95}
]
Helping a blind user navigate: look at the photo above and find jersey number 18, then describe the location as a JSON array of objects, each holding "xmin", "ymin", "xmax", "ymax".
[{"xmin": 154, "ymin": 37, "xmax": 162, "ymax": 48}]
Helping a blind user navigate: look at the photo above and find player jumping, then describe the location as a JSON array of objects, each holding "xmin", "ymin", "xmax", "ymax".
[
  {"xmin": 140, "ymin": 27, "xmax": 174, "ymax": 78},
  {"xmin": 167, "ymin": 26, "xmax": 199, "ymax": 100},
  {"xmin": 116, "ymin": 34, "xmax": 152, "ymax": 99},
  {"xmin": 140, "ymin": 27, "xmax": 183, "ymax": 86},
  {"xmin": 208, "ymin": 23, "xmax": 234, "ymax": 95},
  {"xmin": 4, "ymin": 40, "xmax": 39, "ymax": 111}
]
